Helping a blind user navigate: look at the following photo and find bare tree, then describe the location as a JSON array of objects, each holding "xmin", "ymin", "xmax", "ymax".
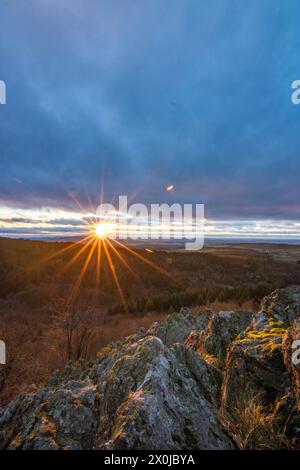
[
  {"xmin": 0, "ymin": 305, "xmax": 33, "ymax": 403},
  {"xmin": 50, "ymin": 297, "xmax": 95, "ymax": 363}
]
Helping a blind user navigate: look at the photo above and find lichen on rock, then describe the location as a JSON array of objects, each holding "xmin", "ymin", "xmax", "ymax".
[{"xmin": 2, "ymin": 287, "xmax": 300, "ymax": 450}]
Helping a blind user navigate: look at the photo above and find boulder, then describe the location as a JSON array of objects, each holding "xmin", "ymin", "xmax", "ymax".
[
  {"xmin": 282, "ymin": 319, "xmax": 300, "ymax": 408},
  {"xmin": 3, "ymin": 287, "xmax": 300, "ymax": 450},
  {"xmin": 251, "ymin": 286, "xmax": 300, "ymax": 331},
  {"xmin": 199, "ymin": 310, "xmax": 254, "ymax": 367},
  {"xmin": 222, "ymin": 287, "xmax": 300, "ymax": 411},
  {"xmin": 222, "ymin": 328, "xmax": 290, "ymax": 410},
  {"xmin": 146, "ymin": 307, "xmax": 210, "ymax": 347},
  {"xmin": 0, "ymin": 311, "xmax": 235, "ymax": 450}
]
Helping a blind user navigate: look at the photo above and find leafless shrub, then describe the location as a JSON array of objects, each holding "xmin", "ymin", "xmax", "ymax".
[{"xmin": 50, "ymin": 297, "xmax": 96, "ymax": 364}]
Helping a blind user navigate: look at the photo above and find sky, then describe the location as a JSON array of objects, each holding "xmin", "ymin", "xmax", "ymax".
[{"xmin": 0, "ymin": 0, "xmax": 300, "ymax": 240}]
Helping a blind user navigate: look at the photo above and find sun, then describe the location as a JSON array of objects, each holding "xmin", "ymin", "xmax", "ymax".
[
  {"xmin": 94, "ymin": 223, "xmax": 115, "ymax": 239},
  {"xmin": 34, "ymin": 192, "xmax": 179, "ymax": 317}
]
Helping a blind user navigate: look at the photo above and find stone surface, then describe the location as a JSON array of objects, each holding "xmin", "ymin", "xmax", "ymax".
[
  {"xmin": 146, "ymin": 307, "xmax": 210, "ymax": 347},
  {"xmin": 283, "ymin": 320, "xmax": 300, "ymax": 408},
  {"xmin": 195, "ymin": 310, "xmax": 254, "ymax": 367},
  {"xmin": 222, "ymin": 330, "xmax": 290, "ymax": 410},
  {"xmin": 222, "ymin": 287, "xmax": 300, "ymax": 411},
  {"xmin": 251, "ymin": 286, "xmax": 300, "ymax": 331},
  {"xmin": 2, "ymin": 287, "xmax": 300, "ymax": 450},
  {"xmin": 0, "ymin": 310, "xmax": 234, "ymax": 450}
]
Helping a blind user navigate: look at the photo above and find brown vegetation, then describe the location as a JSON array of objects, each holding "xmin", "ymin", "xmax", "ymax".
[{"xmin": 1, "ymin": 237, "xmax": 300, "ymax": 405}]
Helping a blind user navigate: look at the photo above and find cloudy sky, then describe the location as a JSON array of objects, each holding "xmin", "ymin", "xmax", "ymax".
[{"xmin": 0, "ymin": 0, "xmax": 300, "ymax": 239}]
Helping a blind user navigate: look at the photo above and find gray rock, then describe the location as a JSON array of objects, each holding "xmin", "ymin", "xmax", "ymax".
[
  {"xmin": 283, "ymin": 319, "xmax": 300, "ymax": 408},
  {"xmin": 186, "ymin": 310, "xmax": 254, "ymax": 368},
  {"xmin": 251, "ymin": 286, "xmax": 300, "ymax": 331},
  {"xmin": 3, "ymin": 288, "xmax": 300, "ymax": 451},
  {"xmin": 146, "ymin": 308, "xmax": 196, "ymax": 346},
  {"xmin": 222, "ymin": 331, "xmax": 290, "ymax": 410},
  {"xmin": 222, "ymin": 287, "xmax": 300, "ymax": 412},
  {"xmin": 0, "ymin": 313, "xmax": 235, "ymax": 450}
]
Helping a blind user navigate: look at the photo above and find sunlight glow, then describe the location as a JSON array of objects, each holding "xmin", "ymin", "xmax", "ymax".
[
  {"xmin": 95, "ymin": 223, "xmax": 116, "ymax": 239},
  {"xmin": 2, "ymin": 204, "xmax": 300, "ymax": 240}
]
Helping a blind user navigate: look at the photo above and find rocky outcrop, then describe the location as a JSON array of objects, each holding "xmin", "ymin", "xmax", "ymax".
[
  {"xmin": 283, "ymin": 319, "xmax": 300, "ymax": 408},
  {"xmin": 2, "ymin": 287, "xmax": 300, "ymax": 450},
  {"xmin": 251, "ymin": 286, "xmax": 300, "ymax": 331},
  {"xmin": 222, "ymin": 329, "xmax": 290, "ymax": 409},
  {"xmin": 222, "ymin": 287, "xmax": 300, "ymax": 414},
  {"xmin": 188, "ymin": 310, "xmax": 254, "ymax": 368},
  {"xmin": 147, "ymin": 307, "xmax": 210, "ymax": 347},
  {"xmin": 0, "ymin": 309, "xmax": 234, "ymax": 450}
]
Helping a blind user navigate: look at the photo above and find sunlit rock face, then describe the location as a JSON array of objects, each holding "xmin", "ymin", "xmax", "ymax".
[
  {"xmin": 283, "ymin": 320, "xmax": 300, "ymax": 407},
  {"xmin": 221, "ymin": 287, "xmax": 300, "ymax": 448},
  {"xmin": 0, "ymin": 309, "xmax": 234, "ymax": 450},
  {"xmin": 221, "ymin": 289, "xmax": 297, "ymax": 410},
  {"xmin": 2, "ymin": 287, "xmax": 300, "ymax": 450},
  {"xmin": 186, "ymin": 310, "xmax": 254, "ymax": 369},
  {"xmin": 222, "ymin": 332, "xmax": 290, "ymax": 410},
  {"xmin": 251, "ymin": 286, "xmax": 300, "ymax": 331}
]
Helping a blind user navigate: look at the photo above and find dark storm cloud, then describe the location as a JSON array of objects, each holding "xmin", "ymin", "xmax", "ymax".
[{"xmin": 0, "ymin": 0, "xmax": 300, "ymax": 219}]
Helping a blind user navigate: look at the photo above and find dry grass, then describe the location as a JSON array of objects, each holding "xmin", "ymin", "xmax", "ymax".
[
  {"xmin": 0, "ymin": 303, "xmax": 169, "ymax": 406},
  {"xmin": 220, "ymin": 395, "xmax": 295, "ymax": 449}
]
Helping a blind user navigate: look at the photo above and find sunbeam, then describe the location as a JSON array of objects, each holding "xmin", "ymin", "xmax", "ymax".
[
  {"xmin": 105, "ymin": 237, "xmax": 137, "ymax": 279},
  {"xmin": 112, "ymin": 238, "xmax": 182, "ymax": 287},
  {"xmin": 26, "ymin": 191, "xmax": 182, "ymax": 312},
  {"xmin": 103, "ymin": 238, "xmax": 128, "ymax": 314}
]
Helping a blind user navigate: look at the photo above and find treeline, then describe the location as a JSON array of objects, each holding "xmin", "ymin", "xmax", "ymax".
[
  {"xmin": 0, "ymin": 249, "xmax": 27, "ymax": 298},
  {"xmin": 109, "ymin": 283, "xmax": 276, "ymax": 315}
]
